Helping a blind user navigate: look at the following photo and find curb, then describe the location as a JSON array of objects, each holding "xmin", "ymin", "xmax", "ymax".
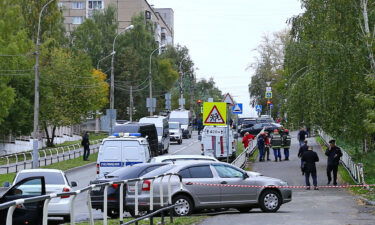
[
  {"xmin": 358, "ymin": 196, "xmax": 375, "ymax": 206},
  {"xmin": 65, "ymin": 162, "xmax": 96, "ymax": 174}
]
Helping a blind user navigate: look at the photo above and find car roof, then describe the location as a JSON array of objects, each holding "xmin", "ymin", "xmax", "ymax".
[
  {"xmin": 152, "ymin": 155, "xmax": 218, "ymax": 161},
  {"xmin": 18, "ymin": 169, "xmax": 63, "ymax": 173}
]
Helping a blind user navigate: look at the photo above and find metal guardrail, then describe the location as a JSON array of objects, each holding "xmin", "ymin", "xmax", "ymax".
[
  {"xmin": 0, "ymin": 173, "xmax": 182, "ymax": 225},
  {"xmin": 0, "ymin": 140, "xmax": 102, "ymax": 174},
  {"xmin": 318, "ymin": 130, "xmax": 366, "ymax": 185},
  {"xmin": 232, "ymin": 128, "xmax": 265, "ymax": 169}
]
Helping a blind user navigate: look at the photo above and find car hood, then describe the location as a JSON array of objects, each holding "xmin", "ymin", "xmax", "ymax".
[
  {"xmin": 246, "ymin": 171, "xmax": 261, "ymax": 177},
  {"xmin": 181, "ymin": 125, "xmax": 188, "ymax": 130},
  {"xmin": 252, "ymin": 175, "xmax": 285, "ymax": 184},
  {"xmin": 169, "ymin": 129, "xmax": 181, "ymax": 134}
]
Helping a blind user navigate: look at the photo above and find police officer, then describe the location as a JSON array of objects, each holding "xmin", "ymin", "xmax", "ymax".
[
  {"xmin": 281, "ymin": 129, "xmax": 291, "ymax": 160},
  {"xmin": 301, "ymin": 146, "xmax": 319, "ymax": 190},
  {"xmin": 325, "ymin": 139, "xmax": 343, "ymax": 185},
  {"xmin": 271, "ymin": 129, "xmax": 282, "ymax": 162},
  {"xmin": 81, "ymin": 131, "xmax": 90, "ymax": 161},
  {"xmin": 298, "ymin": 140, "xmax": 309, "ymax": 175}
]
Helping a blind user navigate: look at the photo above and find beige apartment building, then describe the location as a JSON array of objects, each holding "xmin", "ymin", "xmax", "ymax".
[{"xmin": 58, "ymin": 0, "xmax": 174, "ymax": 46}]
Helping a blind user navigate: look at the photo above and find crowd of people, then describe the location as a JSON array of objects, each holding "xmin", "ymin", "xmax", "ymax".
[{"xmin": 242, "ymin": 126, "xmax": 343, "ymax": 190}]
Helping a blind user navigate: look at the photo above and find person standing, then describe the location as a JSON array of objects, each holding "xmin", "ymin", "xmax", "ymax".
[
  {"xmin": 301, "ymin": 146, "xmax": 319, "ymax": 190},
  {"xmin": 325, "ymin": 139, "xmax": 343, "ymax": 185},
  {"xmin": 298, "ymin": 140, "xmax": 309, "ymax": 175},
  {"xmin": 197, "ymin": 118, "xmax": 203, "ymax": 135},
  {"xmin": 281, "ymin": 129, "xmax": 291, "ymax": 160},
  {"xmin": 257, "ymin": 133, "xmax": 265, "ymax": 161},
  {"xmin": 271, "ymin": 129, "xmax": 282, "ymax": 162},
  {"xmin": 81, "ymin": 131, "xmax": 90, "ymax": 161},
  {"xmin": 264, "ymin": 132, "xmax": 271, "ymax": 161},
  {"xmin": 242, "ymin": 132, "xmax": 255, "ymax": 149},
  {"xmin": 297, "ymin": 128, "xmax": 307, "ymax": 146}
]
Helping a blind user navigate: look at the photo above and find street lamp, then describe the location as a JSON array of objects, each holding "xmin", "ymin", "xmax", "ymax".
[
  {"xmin": 148, "ymin": 44, "xmax": 166, "ymax": 116},
  {"xmin": 32, "ymin": 0, "xmax": 56, "ymax": 169},
  {"xmin": 108, "ymin": 24, "xmax": 134, "ymax": 135},
  {"xmin": 178, "ymin": 57, "xmax": 188, "ymax": 109}
]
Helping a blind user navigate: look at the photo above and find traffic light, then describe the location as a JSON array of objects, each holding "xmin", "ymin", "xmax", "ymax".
[
  {"xmin": 267, "ymin": 100, "xmax": 272, "ymax": 105},
  {"xmin": 197, "ymin": 99, "xmax": 203, "ymax": 104}
]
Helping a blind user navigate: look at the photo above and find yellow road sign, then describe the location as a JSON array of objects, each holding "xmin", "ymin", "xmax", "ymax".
[{"xmin": 203, "ymin": 102, "xmax": 227, "ymax": 126}]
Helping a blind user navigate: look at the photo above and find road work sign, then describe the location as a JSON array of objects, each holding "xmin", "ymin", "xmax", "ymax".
[{"xmin": 203, "ymin": 102, "xmax": 227, "ymax": 126}]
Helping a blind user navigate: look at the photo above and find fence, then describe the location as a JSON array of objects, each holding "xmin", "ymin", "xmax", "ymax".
[
  {"xmin": 0, "ymin": 173, "xmax": 182, "ymax": 225},
  {"xmin": 318, "ymin": 130, "xmax": 366, "ymax": 185},
  {"xmin": 231, "ymin": 129, "xmax": 264, "ymax": 169},
  {"xmin": 0, "ymin": 140, "xmax": 102, "ymax": 174}
]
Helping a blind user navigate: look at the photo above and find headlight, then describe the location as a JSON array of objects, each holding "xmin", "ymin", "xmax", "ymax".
[{"xmin": 280, "ymin": 181, "xmax": 288, "ymax": 186}]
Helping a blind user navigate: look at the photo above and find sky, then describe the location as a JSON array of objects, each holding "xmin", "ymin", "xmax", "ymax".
[{"xmin": 148, "ymin": 0, "xmax": 304, "ymax": 117}]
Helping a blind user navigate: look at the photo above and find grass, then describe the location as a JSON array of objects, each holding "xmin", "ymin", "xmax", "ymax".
[
  {"xmin": 0, "ymin": 152, "xmax": 98, "ymax": 186},
  {"xmin": 71, "ymin": 216, "xmax": 207, "ymax": 225},
  {"xmin": 315, "ymin": 136, "xmax": 375, "ymax": 201},
  {"xmin": 0, "ymin": 132, "xmax": 106, "ymax": 166},
  {"xmin": 236, "ymin": 141, "xmax": 245, "ymax": 155}
]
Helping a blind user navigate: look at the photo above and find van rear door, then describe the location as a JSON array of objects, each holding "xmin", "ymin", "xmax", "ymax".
[
  {"xmin": 122, "ymin": 140, "xmax": 143, "ymax": 166},
  {"xmin": 100, "ymin": 140, "xmax": 123, "ymax": 176}
]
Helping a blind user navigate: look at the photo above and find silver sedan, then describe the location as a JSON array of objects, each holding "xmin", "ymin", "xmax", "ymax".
[{"xmin": 125, "ymin": 161, "xmax": 291, "ymax": 216}]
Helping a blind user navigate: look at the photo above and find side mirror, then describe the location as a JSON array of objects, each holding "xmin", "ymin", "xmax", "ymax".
[
  {"xmin": 243, "ymin": 173, "xmax": 249, "ymax": 180},
  {"xmin": 3, "ymin": 181, "xmax": 10, "ymax": 188},
  {"xmin": 71, "ymin": 181, "xmax": 78, "ymax": 187}
]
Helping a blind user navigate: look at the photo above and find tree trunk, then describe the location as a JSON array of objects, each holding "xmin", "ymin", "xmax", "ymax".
[
  {"xmin": 51, "ymin": 126, "xmax": 56, "ymax": 147},
  {"xmin": 360, "ymin": 0, "xmax": 375, "ymax": 72},
  {"xmin": 44, "ymin": 122, "xmax": 52, "ymax": 147}
]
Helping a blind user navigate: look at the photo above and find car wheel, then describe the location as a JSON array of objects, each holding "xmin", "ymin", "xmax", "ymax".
[
  {"xmin": 172, "ymin": 195, "xmax": 193, "ymax": 216},
  {"xmin": 259, "ymin": 189, "xmax": 281, "ymax": 212},
  {"xmin": 165, "ymin": 147, "xmax": 169, "ymax": 154},
  {"xmin": 178, "ymin": 139, "xmax": 182, "ymax": 145},
  {"xmin": 236, "ymin": 207, "xmax": 252, "ymax": 213},
  {"xmin": 63, "ymin": 215, "xmax": 71, "ymax": 223}
]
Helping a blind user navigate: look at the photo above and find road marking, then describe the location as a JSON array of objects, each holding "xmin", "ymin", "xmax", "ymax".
[{"xmin": 172, "ymin": 140, "xmax": 199, "ymax": 155}]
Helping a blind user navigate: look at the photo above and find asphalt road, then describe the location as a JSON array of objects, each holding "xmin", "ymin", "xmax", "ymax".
[
  {"xmin": 64, "ymin": 131, "xmax": 202, "ymax": 223},
  {"xmin": 198, "ymin": 132, "xmax": 375, "ymax": 225}
]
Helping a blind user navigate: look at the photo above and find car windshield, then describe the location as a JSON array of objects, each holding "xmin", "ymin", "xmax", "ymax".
[
  {"xmin": 169, "ymin": 118, "xmax": 188, "ymax": 125},
  {"xmin": 252, "ymin": 124, "xmax": 263, "ymax": 129},
  {"xmin": 169, "ymin": 123, "xmax": 179, "ymax": 129},
  {"xmin": 105, "ymin": 166, "xmax": 146, "ymax": 179},
  {"xmin": 15, "ymin": 172, "xmax": 65, "ymax": 185},
  {"xmin": 162, "ymin": 158, "xmax": 216, "ymax": 162},
  {"xmin": 141, "ymin": 164, "xmax": 175, "ymax": 177}
]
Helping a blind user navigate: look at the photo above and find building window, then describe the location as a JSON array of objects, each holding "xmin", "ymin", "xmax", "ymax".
[
  {"xmin": 88, "ymin": 1, "xmax": 103, "ymax": 9},
  {"xmin": 72, "ymin": 17, "xmax": 83, "ymax": 25},
  {"xmin": 58, "ymin": 2, "xmax": 64, "ymax": 8},
  {"xmin": 72, "ymin": 2, "xmax": 84, "ymax": 9},
  {"xmin": 145, "ymin": 10, "xmax": 151, "ymax": 19}
]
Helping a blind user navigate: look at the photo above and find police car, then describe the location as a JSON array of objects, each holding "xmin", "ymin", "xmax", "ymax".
[{"xmin": 96, "ymin": 133, "xmax": 151, "ymax": 178}]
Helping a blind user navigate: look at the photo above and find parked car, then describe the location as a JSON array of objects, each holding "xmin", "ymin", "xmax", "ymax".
[
  {"xmin": 125, "ymin": 161, "xmax": 291, "ymax": 216},
  {"xmin": 149, "ymin": 155, "xmax": 219, "ymax": 163},
  {"xmin": 113, "ymin": 123, "xmax": 159, "ymax": 157},
  {"xmin": 240, "ymin": 123, "xmax": 281, "ymax": 136},
  {"xmin": 139, "ymin": 116, "xmax": 170, "ymax": 154},
  {"xmin": 169, "ymin": 109, "xmax": 193, "ymax": 139},
  {"xmin": 238, "ymin": 118, "xmax": 258, "ymax": 133},
  {"xmin": 0, "ymin": 176, "xmax": 46, "ymax": 225},
  {"xmin": 90, "ymin": 163, "xmax": 168, "ymax": 218},
  {"xmin": 4, "ymin": 169, "xmax": 77, "ymax": 222},
  {"xmin": 168, "ymin": 122, "xmax": 183, "ymax": 144},
  {"xmin": 96, "ymin": 133, "xmax": 151, "ymax": 178}
]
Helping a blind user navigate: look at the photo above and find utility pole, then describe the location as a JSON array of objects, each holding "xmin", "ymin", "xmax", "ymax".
[
  {"xmin": 33, "ymin": 0, "xmax": 56, "ymax": 169},
  {"xmin": 148, "ymin": 45, "xmax": 165, "ymax": 116},
  {"xmin": 129, "ymin": 85, "xmax": 133, "ymax": 122}
]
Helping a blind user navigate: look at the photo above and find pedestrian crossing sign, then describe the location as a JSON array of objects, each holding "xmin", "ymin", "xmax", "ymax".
[
  {"xmin": 203, "ymin": 102, "xmax": 227, "ymax": 126},
  {"xmin": 232, "ymin": 103, "xmax": 243, "ymax": 114}
]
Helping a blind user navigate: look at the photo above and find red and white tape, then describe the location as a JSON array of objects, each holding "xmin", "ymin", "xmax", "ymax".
[{"xmin": 188, "ymin": 182, "xmax": 375, "ymax": 189}]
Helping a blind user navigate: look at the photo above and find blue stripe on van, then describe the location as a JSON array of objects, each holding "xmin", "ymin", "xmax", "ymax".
[
  {"xmin": 100, "ymin": 162, "xmax": 124, "ymax": 167},
  {"xmin": 125, "ymin": 161, "xmax": 142, "ymax": 166}
]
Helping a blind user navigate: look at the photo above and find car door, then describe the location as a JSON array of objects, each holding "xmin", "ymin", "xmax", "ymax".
[
  {"xmin": 212, "ymin": 164, "xmax": 257, "ymax": 204},
  {"xmin": 180, "ymin": 165, "xmax": 221, "ymax": 206},
  {"xmin": 0, "ymin": 176, "xmax": 46, "ymax": 225}
]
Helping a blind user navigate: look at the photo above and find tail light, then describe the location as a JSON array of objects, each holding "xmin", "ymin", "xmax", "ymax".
[
  {"xmin": 142, "ymin": 180, "xmax": 151, "ymax": 191},
  {"xmin": 111, "ymin": 183, "xmax": 119, "ymax": 189},
  {"xmin": 61, "ymin": 187, "xmax": 70, "ymax": 199},
  {"xmin": 96, "ymin": 164, "xmax": 99, "ymax": 174}
]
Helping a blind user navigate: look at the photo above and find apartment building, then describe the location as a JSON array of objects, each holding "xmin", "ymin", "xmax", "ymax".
[{"xmin": 59, "ymin": 0, "xmax": 174, "ymax": 46}]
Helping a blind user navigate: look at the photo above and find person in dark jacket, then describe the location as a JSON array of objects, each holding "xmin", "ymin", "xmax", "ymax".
[
  {"xmin": 298, "ymin": 140, "xmax": 309, "ymax": 175},
  {"xmin": 301, "ymin": 146, "xmax": 319, "ymax": 190},
  {"xmin": 257, "ymin": 133, "xmax": 265, "ymax": 162},
  {"xmin": 81, "ymin": 131, "xmax": 90, "ymax": 161},
  {"xmin": 297, "ymin": 128, "xmax": 307, "ymax": 146},
  {"xmin": 325, "ymin": 139, "xmax": 343, "ymax": 185}
]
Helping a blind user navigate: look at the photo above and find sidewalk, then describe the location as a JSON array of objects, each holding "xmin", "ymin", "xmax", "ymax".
[{"xmin": 199, "ymin": 131, "xmax": 375, "ymax": 225}]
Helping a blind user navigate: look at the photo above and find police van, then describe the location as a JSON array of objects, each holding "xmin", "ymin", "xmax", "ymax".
[
  {"xmin": 96, "ymin": 133, "xmax": 151, "ymax": 178},
  {"xmin": 200, "ymin": 126, "xmax": 236, "ymax": 161}
]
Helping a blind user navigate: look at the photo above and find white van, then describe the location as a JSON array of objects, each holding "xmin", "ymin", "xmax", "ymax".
[
  {"xmin": 96, "ymin": 133, "xmax": 151, "ymax": 178},
  {"xmin": 200, "ymin": 126, "xmax": 236, "ymax": 161},
  {"xmin": 169, "ymin": 109, "xmax": 193, "ymax": 139},
  {"xmin": 168, "ymin": 122, "xmax": 182, "ymax": 144},
  {"xmin": 139, "ymin": 116, "xmax": 170, "ymax": 154}
]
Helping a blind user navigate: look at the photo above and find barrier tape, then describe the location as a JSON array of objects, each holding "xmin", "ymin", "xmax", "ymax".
[{"xmin": 189, "ymin": 182, "xmax": 375, "ymax": 189}]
